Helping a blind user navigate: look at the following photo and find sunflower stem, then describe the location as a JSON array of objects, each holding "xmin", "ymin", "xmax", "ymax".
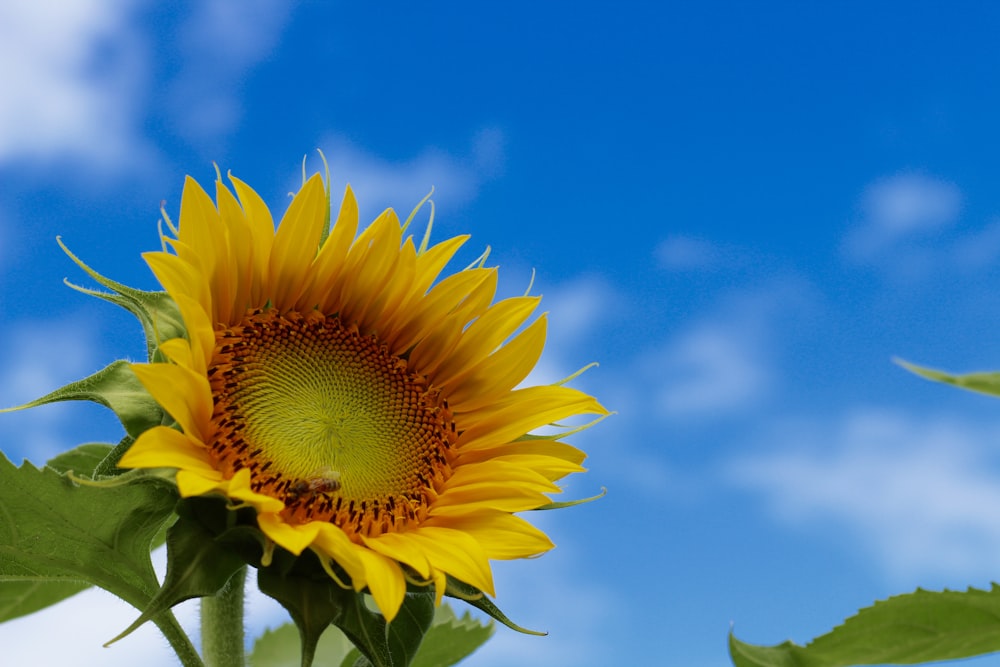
[
  {"xmin": 201, "ymin": 565, "xmax": 247, "ymax": 667},
  {"xmin": 152, "ymin": 610, "xmax": 205, "ymax": 667}
]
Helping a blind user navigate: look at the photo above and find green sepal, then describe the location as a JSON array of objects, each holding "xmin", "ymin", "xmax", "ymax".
[
  {"xmin": 108, "ymin": 497, "xmax": 249, "ymax": 645},
  {"xmin": 257, "ymin": 546, "xmax": 437, "ymax": 667},
  {"xmin": 534, "ymin": 486, "xmax": 607, "ymax": 511},
  {"xmin": 58, "ymin": 237, "xmax": 186, "ymax": 361},
  {"xmin": 444, "ymin": 576, "xmax": 544, "ymax": 636},
  {"xmin": 0, "ymin": 360, "xmax": 163, "ymax": 440},
  {"xmin": 257, "ymin": 550, "xmax": 393, "ymax": 667},
  {"xmin": 896, "ymin": 358, "xmax": 1000, "ymax": 398},
  {"xmin": 0, "ymin": 451, "xmax": 183, "ymax": 636},
  {"xmin": 730, "ymin": 584, "xmax": 1000, "ymax": 667}
]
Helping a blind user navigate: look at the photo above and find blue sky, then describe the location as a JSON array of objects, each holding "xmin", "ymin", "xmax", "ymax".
[{"xmin": 4, "ymin": 2, "xmax": 1000, "ymax": 666}]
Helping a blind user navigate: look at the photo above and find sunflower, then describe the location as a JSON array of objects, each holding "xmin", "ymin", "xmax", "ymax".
[{"xmin": 119, "ymin": 167, "xmax": 606, "ymax": 621}]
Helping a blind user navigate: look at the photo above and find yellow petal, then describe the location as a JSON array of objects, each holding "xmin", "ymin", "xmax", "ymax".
[
  {"xmin": 269, "ymin": 174, "xmax": 326, "ymax": 309},
  {"xmin": 427, "ymin": 511, "xmax": 554, "ymax": 560},
  {"xmin": 130, "ymin": 362, "xmax": 212, "ymax": 443},
  {"xmin": 258, "ymin": 513, "xmax": 322, "ymax": 555},
  {"xmin": 362, "ymin": 532, "xmax": 431, "ymax": 579},
  {"xmin": 457, "ymin": 385, "xmax": 607, "ymax": 452},
  {"xmin": 119, "ymin": 425, "xmax": 211, "ymax": 470},
  {"xmin": 445, "ymin": 315, "xmax": 548, "ymax": 411},
  {"xmin": 353, "ymin": 547, "xmax": 406, "ymax": 621},
  {"xmin": 228, "ymin": 175, "xmax": 275, "ymax": 308},
  {"xmin": 433, "ymin": 296, "xmax": 540, "ymax": 386},
  {"xmin": 397, "ymin": 527, "xmax": 494, "ymax": 595}
]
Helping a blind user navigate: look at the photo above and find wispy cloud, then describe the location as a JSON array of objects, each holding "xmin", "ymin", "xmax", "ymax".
[
  {"xmin": 165, "ymin": 0, "xmax": 292, "ymax": 147},
  {"xmin": 0, "ymin": 0, "xmax": 150, "ymax": 168},
  {"xmin": 846, "ymin": 173, "xmax": 962, "ymax": 258},
  {"xmin": 316, "ymin": 131, "xmax": 505, "ymax": 226},
  {"xmin": 652, "ymin": 323, "xmax": 770, "ymax": 416},
  {"xmin": 646, "ymin": 281, "xmax": 813, "ymax": 419},
  {"xmin": 727, "ymin": 409, "xmax": 1000, "ymax": 582}
]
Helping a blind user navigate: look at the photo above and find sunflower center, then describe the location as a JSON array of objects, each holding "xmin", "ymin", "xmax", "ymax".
[{"xmin": 207, "ymin": 308, "xmax": 456, "ymax": 538}]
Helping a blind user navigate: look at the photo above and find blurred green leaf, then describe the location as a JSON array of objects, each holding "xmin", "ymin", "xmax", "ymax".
[
  {"xmin": 410, "ymin": 604, "xmax": 494, "ymax": 667},
  {"xmin": 251, "ymin": 622, "xmax": 355, "ymax": 667},
  {"xmin": 730, "ymin": 585, "xmax": 1000, "ymax": 666},
  {"xmin": 252, "ymin": 603, "xmax": 493, "ymax": 667},
  {"xmin": 896, "ymin": 359, "xmax": 1000, "ymax": 399}
]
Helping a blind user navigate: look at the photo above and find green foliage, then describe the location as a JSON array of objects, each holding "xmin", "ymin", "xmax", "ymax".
[
  {"xmin": 257, "ymin": 557, "xmax": 436, "ymax": 667},
  {"xmin": 730, "ymin": 585, "xmax": 1000, "ymax": 666},
  {"xmin": 45, "ymin": 443, "xmax": 114, "ymax": 475},
  {"xmin": 0, "ymin": 360, "xmax": 164, "ymax": 438},
  {"xmin": 249, "ymin": 605, "xmax": 494, "ymax": 667},
  {"xmin": 251, "ymin": 622, "xmax": 356, "ymax": 667},
  {"xmin": 0, "ymin": 443, "xmax": 113, "ymax": 621},
  {"xmin": 445, "ymin": 576, "xmax": 544, "ymax": 636},
  {"xmin": 409, "ymin": 605, "xmax": 495, "ymax": 667},
  {"xmin": 0, "ymin": 449, "xmax": 188, "ymax": 645},
  {"xmin": 108, "ymin": 505, "xmax": 247, "ymax": 644},
  {"xmin": 896, "ymin": 359, "xmax": 1000, "ymax": 399}
]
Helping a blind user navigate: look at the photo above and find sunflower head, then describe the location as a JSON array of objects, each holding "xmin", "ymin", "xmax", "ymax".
[{"xmin": 119, "ymin": 166, "xmax": 606, "ymax": 621}]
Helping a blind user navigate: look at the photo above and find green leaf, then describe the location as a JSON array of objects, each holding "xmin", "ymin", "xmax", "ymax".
[
  {"xmin": 250, "ymin": 622, "xmax": 356, "ymax": 667},
  {"xmin": 45, "ymin": 443, "xmax": 114, "ymax": 475},
  {"xmin": 0, "ymin": 360, "xmax": 164, "ymax": 438},
  {"xmin": 0, "ymin": 579, "xmax": 89, "ymax": 623},
  {"xmin": 385, "ymin": 591, "xmax": 435, "ymax": 667},
  {"xmin": 445, "ymin": 576, "xmax": 544, "ymax": 636},
  {"xmin": 0, "ymin": 443, "xmax": 114, "ymax": 622},
  {"xmin": 896, "ymin": 358, "xmax": 1000, "ymax": 399},
  {"xmin": 0, "ymin": 452, "xmax": 183, "ymax": 637},
  {"xmin": 108, "ymin": 502, "xmax": 247, "ymax": 644},
  {"xmin": 58, "ymin": 237, "xmax": 187, "ymax": 361},
  {"xmin": 730, "ymin": 585, "xmax": 1000, "ymax": 667},
  {"xmin": 410, "ymin": 604, "xmax": 494, "ymax": 667}
]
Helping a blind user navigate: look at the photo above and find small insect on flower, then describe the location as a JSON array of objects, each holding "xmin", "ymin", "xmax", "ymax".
[{"xmin": 286, "ymin": 468, "xmax": 342, "ymax": 503}]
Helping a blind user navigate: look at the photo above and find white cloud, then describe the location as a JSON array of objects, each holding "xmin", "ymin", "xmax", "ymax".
[
  {"xmin": 0, "ymin": 0, "xmax": 150, "ymax": 167},
  {"xmin": 316, "ymin": 133, "xmax": 502, "ymax": 226},
  {"xmin": 647, "ymin": 282, "xmax": 813, "ymax": 418},
  {"xmin": 728, "ymin": 409, "xmax": 1000, "ymax": 582},
  {"xmin": 653, "ymin": 323, "xmax": 770, "ymax": 415},
  {"xmin": 859, "ymin": 174, "xmax": 961, "ymax": 243},
  {"xmin": 166, "ymin": 0, "xmax": 292, "ymax": 145}
]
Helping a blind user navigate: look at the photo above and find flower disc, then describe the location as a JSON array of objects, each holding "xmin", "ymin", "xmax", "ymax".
[{"xmin": 210, "ymin": 308, "xmax": 455, "ymax": 536}]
